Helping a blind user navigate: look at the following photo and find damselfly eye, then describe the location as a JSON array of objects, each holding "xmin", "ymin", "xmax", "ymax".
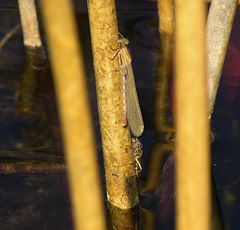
[{"xmin": 123, "ymin": 38, "xmax": 129, "ymax": 45}]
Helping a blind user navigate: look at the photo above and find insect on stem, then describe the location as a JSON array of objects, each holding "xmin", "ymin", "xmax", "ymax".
[
  {"xmin": 116, "ymin": 33, "xmax": 144, "ymax": 137},
  {"xmin": 131, "ymin": 137, "xmax": 143, "ymax": 175}
]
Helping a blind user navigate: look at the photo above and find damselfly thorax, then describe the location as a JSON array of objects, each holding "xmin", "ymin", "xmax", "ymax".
[{"xmin": 116, "ymin": 35, "xmax": 144, "ymax": 137}]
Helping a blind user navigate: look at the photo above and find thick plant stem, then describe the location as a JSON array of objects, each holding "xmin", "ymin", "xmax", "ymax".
[
  {"xmin": 207, "ymin": 0, "xmax": 238, "ymax": 116},
  {"xmin": 87, "ymin": 0, "xmax": 138, "ymax": 209},
  {"xmin": 175, "ymin": 1, "xmax": 210, "ymax": 230},
  {"xmin": 40, "ymin": 0, "xmax": 106, "ymax": 229},
  {"xmin": 154, "ymin": 0, "xmax": 174, "ymax": 134}
]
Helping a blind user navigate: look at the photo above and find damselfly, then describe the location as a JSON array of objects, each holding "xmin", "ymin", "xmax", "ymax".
[{"xmin": 117, "ymin": 34, "xmax": 144, "ymax": 137}]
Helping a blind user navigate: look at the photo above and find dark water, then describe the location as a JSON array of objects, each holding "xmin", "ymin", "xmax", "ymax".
[{"xmin": 0, "ymin": 1, "xmax": 240, "ymax": 229}]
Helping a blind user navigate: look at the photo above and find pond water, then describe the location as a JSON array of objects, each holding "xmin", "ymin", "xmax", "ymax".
[{"xmin": 0, "ymin": 1, "xmax": 239, "ymax": 229}]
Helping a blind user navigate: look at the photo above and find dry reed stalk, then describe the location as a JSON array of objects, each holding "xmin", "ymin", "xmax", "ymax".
[
  {"xmin": 175, "ymin": 1, "xmax": 211, "ymax": 230},
  {"xmin": 87, "ymin": 0, "xmax": 138, "ymax": 209},
  {"xmin": 40, "ymin": 0, "xmax": 106, "ymax": 229},
  {"xmin": 207, "ymin": 0, "xmax": 238, "ymax": 116}
]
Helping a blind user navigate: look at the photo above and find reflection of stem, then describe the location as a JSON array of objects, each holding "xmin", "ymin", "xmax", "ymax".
[
  {"xmin": 17, "ymin": 56, "xmax": 36, "ymax": 113},
  {"xmin": 0, "ymin": 24, "xmax": 21, "ymax": 50},
  {"xmin": 211, "ymin": 180, "xmax": 224, "ymax": 230},
  {"xmin": 108, "ymin": 202, "xmax": 138, "ymax": 230},
  {"xmin": 141, "ymin": 143, "xmax": 174, "ymax": 193},
  {"xmin": 140, "ymin": 207, "xmax": 156, "ymax": 230},
  {"xmin": 0, "ymin": 162, "xmax": 65, "ymax": 174},
  {"xmin": 223, "ymin": 189, "xmax": 235, "ymax": 230}
]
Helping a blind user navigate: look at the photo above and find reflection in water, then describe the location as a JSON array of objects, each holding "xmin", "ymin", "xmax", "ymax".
[
  {"xmin": 108, "ymin": 203, "xmax": 138, "ymax": 230},
  {"xmin": 140, "ymin": 207, "xmax": 156, "ymax": 230}
]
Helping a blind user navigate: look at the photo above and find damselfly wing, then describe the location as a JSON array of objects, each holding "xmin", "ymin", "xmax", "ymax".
[{"xmin": 118, "ymin": 37, "xmax": 144, "ymax": 137}]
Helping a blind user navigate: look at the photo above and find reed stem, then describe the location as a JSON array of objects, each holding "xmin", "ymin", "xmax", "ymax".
[
  {"xmin": 207, "ymin": 0, "xmax": 238, "ymax": 116},
  {"xmin": 175, "ymin": 1, "xmax": 211, "ymax": 229},
  {"xmin": 87, "ymin": 0, "xmax": 138, "ymax": 209},
  {"xmin": 40, "ymin": 0, "xmax": 106, "ymax": 229}
]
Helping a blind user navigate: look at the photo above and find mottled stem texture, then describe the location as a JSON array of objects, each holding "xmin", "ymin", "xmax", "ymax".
[
  {"xmin": 207, "ymin": 0, "xmax": 238, "ymax": 116},
  {"xmin": 87, "ymin": 0, "xmax": 139, "ymax": 210}
]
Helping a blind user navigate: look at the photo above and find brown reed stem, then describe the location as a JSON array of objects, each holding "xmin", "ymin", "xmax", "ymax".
[
  {"xmin": 40, "ymin": 0, "xmax": 106, "ymax": 229},
  {"xmin": 175, "ymin": 1, "xmax": 211, "ymax": 229},
  {"xmin": 87, "ymin": 0, "xmax": 138, "ymax": 209}
]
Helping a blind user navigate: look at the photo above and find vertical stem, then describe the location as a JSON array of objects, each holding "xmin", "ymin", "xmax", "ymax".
[
  {"xmin": 175, "ymin": 1, "xmax": 210, "ymax": 230},
  {"xmin": 154, "ymin": 0, "xmax": 174, "ymax": 134},
  {"xmin": 18, "ymin": 0, "xmax": 47, "ymax": 69},
  {"xmin": 87, "ymin": 0, "xmax": 138, "ymax": 209},
  {"xmin": 18, "ymin": 0, "xmax": 47, "ymax": 112},
  {"xmin": 207, "ymin": 0, "xmax": 238, "ymax": 116},
  {"xmin": 18, "ymin": 0, "xmax": 41, "ymax": 47},
  {"xmin": 40, "ymin": 0, "xmax": 106, "ymax": 229}
]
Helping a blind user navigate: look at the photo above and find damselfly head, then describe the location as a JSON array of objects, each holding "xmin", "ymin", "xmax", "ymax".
[{"xmin": 118, "ymin": 38, "xmax": 129, "ymax": 47}]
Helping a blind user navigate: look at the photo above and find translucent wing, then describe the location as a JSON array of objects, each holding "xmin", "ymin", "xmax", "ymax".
[{"xmin": 125, "ymin": 63, "xmax": 144, "ymax": 137}]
